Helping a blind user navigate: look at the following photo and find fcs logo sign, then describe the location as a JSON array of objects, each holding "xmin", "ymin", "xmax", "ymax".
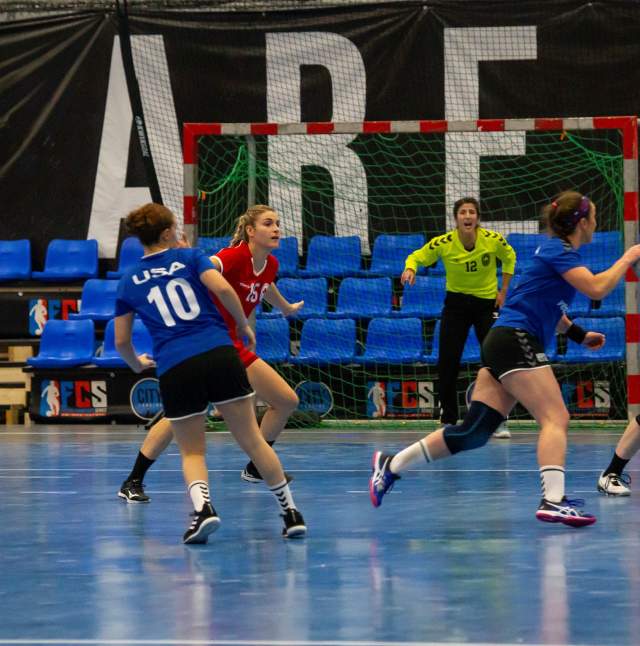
[
  {"xmin": 29, "ymin": 299, "xmax": 80, "ymax": 336},
  {"xmin": 39, "ymin": 379, "xmax": 107, "ymax": 418}
]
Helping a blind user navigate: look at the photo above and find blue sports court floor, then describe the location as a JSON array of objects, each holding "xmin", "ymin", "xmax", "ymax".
[{"xmin": 1, "ymin": 424, "xmax": 639, "ymax": 646}]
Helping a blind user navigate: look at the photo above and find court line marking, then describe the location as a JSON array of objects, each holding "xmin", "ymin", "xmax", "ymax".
[
  {"xmin": 20, "ymin": 491, "xmax": 78, "ymax": 494},
  {"xmin": 0, "ymin": 475, "xmax": 71, "ymax": 479},
  {"xmin": 0, "ymin": 641, "xmax": 572, "ymax": 646},
  {"xmin": 0, "ymin": 467, "xmax": 634, "ymax": 473}
]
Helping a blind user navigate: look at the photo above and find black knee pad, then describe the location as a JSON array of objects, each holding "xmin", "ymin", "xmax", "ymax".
[{"xmin": 443, "ymin": 401, "xmax": 505, "ymax": 455}]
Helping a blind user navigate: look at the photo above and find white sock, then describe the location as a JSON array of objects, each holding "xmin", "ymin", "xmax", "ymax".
[
  {"xmin": 390, "ymin": 439, "xmax": 432, "ymax": 474},
  {"xmin": 540, "ymin": 466, "xmax": 565, "ymax": 503},
  {"xmin": 270, "ymin": 479, "xmax": 296, "ymax": 514},
  {"xmin": 188, "ymin": 480, "xmax": 210, "ymax": 512}
]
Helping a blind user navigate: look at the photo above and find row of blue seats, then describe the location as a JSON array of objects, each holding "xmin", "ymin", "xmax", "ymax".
[
  {"xmin": 52, "ymin": 275, "xmax": 626, "ymax": 324},
  {"xmin": 200, "ymin": 231, "xmax": 622, "ymax": 277},
  {"xmin": 0, "ymin": 238, "xmax": 143, "ymax": 282},
  {"xmin": 1, "ymin": 231, "xmax": 622, "ymax": 282},
  {"xmin": 256, "ymin": 316, "xmax": 625, "ymax": 365},
  {"xmin": 27, "ymin": 315, "xmax": 625, "ymax": 369}
]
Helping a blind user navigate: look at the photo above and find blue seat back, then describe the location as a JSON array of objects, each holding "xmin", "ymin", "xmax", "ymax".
[
  {"xmin": 36, "ymin": 239, "xmax": 99, "ymax": 279},
  {"xmin": 461, "ymin": 327, "xmax": 481, "ymax": 363},
  {"xmin": 362, "ymin": 317, "xmax": 423, "ymax": 362},
  {"xmin": 334, "ymin": 277, "xmax": 392, "ymax": 318},
  {"xmin": 569, "ymin": 281, "xmax": 625, "ymax": 318},
  {"xmin": 302, "ymin": 236, "xmax": 362, "ymax": 276},
  {"xmin": 562, "ymin": 316, "xmax": 625, "ymax": 362},
  {"xmin": 0, "ymin": 239, "xmax": 31, "ymax": 280},
  {"xmin": 272, "ymin": 237, "xmax": 299, "ymax": 277},
  {"xmin": 276, "ymin": 278, "xmax": 327, "ymax": 318},
  {"xmin": 198, "ymin": 236, "xmax": 231, "ymax": 256},
  {"xmin": 72, "ymin": 279, "xmax": 119, "ymax": 320},
  {"xmin": 27, "ymin": 319, "xmax": 95, "ymax": 367},
  {"xmin": 580, "ymin": 231, "xmax": 622, "ymax": 273},
  {"xmin": 97, "ymin": 318, "xmax": 154, "ymax": 365},
  {"xmin": 256, "ymin": 318, "xmax": 290, "ymax": 362},
  {"xmin": 399, "ymin": 276, "xmax": 446, "ymax": 318},
  {"xmin": 297, "ymin": 318, "xmax": 356, "ymax": 362},
  {"xmin": 369, "ymin": 234, "xmax": 425, "ymax": 276},
  {"xmin": 108, "ymin": 237, "xmax": 144, "ymax": 277},
  {"xmin": 507, "ymin": 233, "xmax": 547, "ymax": 272},
  {"xmin": 423, "ymin": 320, "xmax": 441, "ymax": 363}
]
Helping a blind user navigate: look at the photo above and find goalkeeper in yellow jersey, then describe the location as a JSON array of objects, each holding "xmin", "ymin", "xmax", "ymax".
[{"xmin": 401, "ymin": 197, "xmax": 516, "ymax": 432}]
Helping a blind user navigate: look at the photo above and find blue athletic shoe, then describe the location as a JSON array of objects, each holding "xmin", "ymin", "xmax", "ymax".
[{"xmin": 369, "ymin": 451, "xmax": 400, "ymax": 508}]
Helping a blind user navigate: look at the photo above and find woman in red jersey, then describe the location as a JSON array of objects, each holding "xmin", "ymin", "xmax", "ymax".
[{"xmin": 118, "ymin": 205, "xmax": 303, "ymax": 501}]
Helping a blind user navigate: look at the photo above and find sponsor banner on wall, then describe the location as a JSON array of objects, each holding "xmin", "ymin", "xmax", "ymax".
[
  {"xmin": 2, "ymin": 4, "xmax": 640, "ymax": 263},
  {"xmin": 366, "ymin": 380, "xmax": 437, "ymax": 419}
]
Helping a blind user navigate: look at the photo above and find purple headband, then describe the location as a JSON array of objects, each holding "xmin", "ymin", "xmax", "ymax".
[{"xmin": 569, "ymin": 196, "xmax": 591, "ymax": 224}]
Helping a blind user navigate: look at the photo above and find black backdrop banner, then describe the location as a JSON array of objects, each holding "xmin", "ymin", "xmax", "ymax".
[{"xmin": 2, "ymin": 2, "xmax": 640, "ymax": 264}]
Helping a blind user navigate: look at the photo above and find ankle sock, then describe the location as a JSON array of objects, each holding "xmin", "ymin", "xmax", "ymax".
[
  {"xmin": 540, "ymin": 465, "xmax": 565, "ymax": 503},
  {"xmin": 188, "ymin": 480, "xmax": 210, "ymax": 512},
  {"xmin": 604, "ymin": 452, "xmax": 629, "ymax": 476},
  {"xmin": 127, "ymin": 451, "xmax": 155, "ymax": 482}
]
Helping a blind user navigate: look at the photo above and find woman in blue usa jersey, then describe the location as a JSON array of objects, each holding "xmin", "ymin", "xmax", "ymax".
[
  {"xmin": 114, "ymin": 203, "xmax": 306, "ymax": 544},
  {"xmin": 371, "ymin": 190, "xmax": 640, "ymax": 526}
]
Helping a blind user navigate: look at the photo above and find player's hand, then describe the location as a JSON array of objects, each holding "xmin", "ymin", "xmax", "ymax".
[
  {"xmin": 284, "ymin": 300, "xmax": 304, "ymax": 317},
  {"xmin": 583, "ymin": 331, "xmax": 605, "ymax": 349},
  {"xmin": 176, "ymin": 233, "xmax": 191, "ymax": 248},
  {"xmin": 622, "ymin": 244, "xmax": 640, "ymax": 265},
  {"xmin": 238, "ymin": 324, "xmax": 256, "ymax": 352},
  {"xmin": 136, "ymin": 353, "xmax": 156, "ymax": 372},
  {"xmin": 495, "ymin": 291, "xmax": 507, "ymax": 309},
  {"xmin": 400, "ymin": 269, "xmax": 416, "ymax": 286}
]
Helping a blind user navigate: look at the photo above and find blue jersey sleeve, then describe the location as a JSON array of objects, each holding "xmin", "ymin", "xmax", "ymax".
[
  {"xmin": 115, "ymin": 277, "xmax": 134, "ymax": 316},
  {"xmin": 537, "ymin": 238, "xmax": 584, "ymax": 275},
  {"xmin": 193, "ymin": 248, "xmax": 216, "ymax": 275}
]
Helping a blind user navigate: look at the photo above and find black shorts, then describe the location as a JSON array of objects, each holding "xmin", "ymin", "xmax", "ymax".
[
  {"xmin": 159, "ymin": 345, "xmax": 253, "ymax": 420},
  {"xmin": 481, "ymin": 326, "xmax": 551, "ymax": 381}
]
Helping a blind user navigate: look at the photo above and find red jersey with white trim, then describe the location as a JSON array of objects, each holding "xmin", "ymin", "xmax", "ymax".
[{"xmin": 211, "ymin": 241, "xmax": 279, "ymax": 343}]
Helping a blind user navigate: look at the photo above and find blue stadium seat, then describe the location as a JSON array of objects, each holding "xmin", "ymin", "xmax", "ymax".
[
  {"xmin": 580, "ymin": 231, "xmax": 622, "ymax": 273},
  {"xmin": 32, "ymin": 239, "xmax": 98, "ymax": 282},
  {"xmin": 290, "ymin": 318, "xmax": 356, "ymax": 364},
  {"xmin": 299, "ymin": 236, "xmax": 364, "ymax": 277},
  {"xmin": 365, "ymin": 234, "xmax": 425, "ymax": 277},
  {"xmin": 328, "ymin": 277, "xmax": 392, "ymax": 318},
  {"xmin": 198, "ymin": 236, "xmax": 231, "ymax": 256},
  {"xmin": 256, "ymin": 318, "xmax": 290, "ymax": 363},
  {"xmin": 423, "ymin": 320, "xmax": 441, "ymax": 364},
  {"xmin": 506, "ymin": 233, "xmax": 547, "ymax": 274},
  {"xmin": 355, "ymin": 317, "xmax": 423, "ymax": 364},
  {"xmin": 272, "ymin": 237, "xmax": 299, "ymax": 277},
  {"xmin": 0, "ymin": 239, "xmax": 31, "ymax": 281},
  {"xmin": 569, "ymin": 281, "xmax": 625, "ymax": 318},
  {"xmin": 69, "ymin": 279, "xmax": 119, "ymax": 321},
  {"xmin": 106, "ymin": 237, "xmax": 144, "ymax": 279},
  {"xmin": 395, "ymin": 276, "xmax": 445, "ymax": 319},
  {"xmin": 461, "ymin": 327, "xmax": 481, "ymax": 363},
  {"xmin": 93, "ymin": 318, "xmax": 154, "ymax": 368},
  {"xmin": 260, "ymin": 278, "xmax": 327, "ymax": 319},
  {"xmin": 560, "ymin": 316, "xmax": 625, "ymax": 363},
  {"xmin": 27, "ymin": 319, "xmax": 95, "ymax": 368}
]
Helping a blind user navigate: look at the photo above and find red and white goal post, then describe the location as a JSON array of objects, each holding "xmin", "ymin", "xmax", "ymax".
[{"xmin": 183, "ymin": 116, "xmax": 639, "ymax": 420}]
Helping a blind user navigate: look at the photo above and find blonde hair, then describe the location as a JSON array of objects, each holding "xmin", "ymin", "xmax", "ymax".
[
  {"xmin": 230, "ymin": 205, "xmax": 276, "ymax": 246},
  {"xmin": 125, "ymin": 203, "xmax": 174, "ymax": 246}
]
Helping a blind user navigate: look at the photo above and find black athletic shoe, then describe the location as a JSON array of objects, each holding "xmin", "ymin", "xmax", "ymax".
[
  {"xmin": 241, "ymin": 461, "xmax": 293, "ymax": 484},
  {"xmin": 281, "ymin": 508, "xmax": 307, "ymax": 538},
  {"xmin": 118, "ymin": 478, "xmax": 150, "ymax": 503},
  {"xmin": 183, "ymin": 503, "xmax": 221, "ymax": 544}
]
